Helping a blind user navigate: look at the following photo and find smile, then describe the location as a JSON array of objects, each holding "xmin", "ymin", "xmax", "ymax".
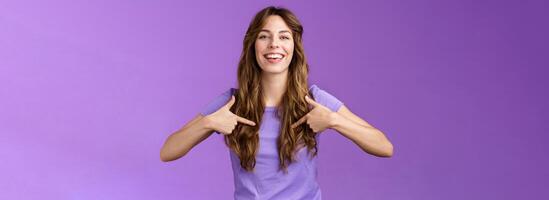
[{"xmin": 263, "ymin": 53, "xmax": 285, "ymax": 63}]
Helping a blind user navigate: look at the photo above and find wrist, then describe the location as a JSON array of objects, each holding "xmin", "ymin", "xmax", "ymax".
[
  {"xmin": 328, "ymin": 112, "xmax": 343, "ymax": 129},
  {"xmin": 201, "ymin": 115, "xmax": 215, "ymax": 131}
]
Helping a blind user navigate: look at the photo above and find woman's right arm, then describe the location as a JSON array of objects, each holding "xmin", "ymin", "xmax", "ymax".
[
  {"xmin": 160, "ymin": 95, "xmax": 256, "ymax": 162},
  {"xmin": 159, "ymin": 114, "xmax": 214, "ymax": 162}
]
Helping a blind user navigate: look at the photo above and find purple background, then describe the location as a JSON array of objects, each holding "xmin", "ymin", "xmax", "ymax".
[{"xmin": 1, "ymin": 0, "xmax": 548, "ymax": 199}]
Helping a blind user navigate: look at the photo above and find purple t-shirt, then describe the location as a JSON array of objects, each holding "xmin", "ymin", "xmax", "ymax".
[{"xmin": 200, "ymin": 84, "xmax": 343, "ymax": 200}]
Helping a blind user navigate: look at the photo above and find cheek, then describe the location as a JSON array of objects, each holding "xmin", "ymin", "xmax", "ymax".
[
  {"xmin": 255, "ymin": 40, "xmax": 267, "ymax": 50},
  {"xmin": 255, "ymin": 42, "xmax": 263, "ymax": 58},
  {"xmin": 286, "ymin": 44, "xmax": 295, "ymax": 58}
]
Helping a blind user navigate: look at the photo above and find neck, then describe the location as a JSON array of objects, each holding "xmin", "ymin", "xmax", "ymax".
[{"xmin": 261, "ymin": 71, "xmax": 288, "ymax": 107}]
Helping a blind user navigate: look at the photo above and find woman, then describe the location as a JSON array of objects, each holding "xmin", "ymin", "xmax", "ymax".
[{"xmin": 160, "ymin": 6, "xmax": 393, "ymax": 199}]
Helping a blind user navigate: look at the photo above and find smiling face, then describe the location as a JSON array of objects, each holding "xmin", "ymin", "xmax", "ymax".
[{"xmin": 255, "ymin": 15, "xmax": 294, "ymax": 74}]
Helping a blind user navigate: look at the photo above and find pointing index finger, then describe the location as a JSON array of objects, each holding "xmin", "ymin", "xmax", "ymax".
[
  {"xmin": 236, "ymin": 115, "xmax": 256, "ymax": 126},
  {"xmin": 291, "ymin": 115, "xmax": 307, "ymax": 128}
]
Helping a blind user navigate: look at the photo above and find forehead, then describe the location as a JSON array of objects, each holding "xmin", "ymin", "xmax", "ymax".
[{"xmin": 260, "ymin": 15, "xmax": 291, "ymax": 34}]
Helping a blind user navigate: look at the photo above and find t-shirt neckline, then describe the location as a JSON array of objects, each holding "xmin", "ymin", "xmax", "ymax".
[{"xmin": 249, "ymin": 84, "xmax": 317, "ymax": 112}]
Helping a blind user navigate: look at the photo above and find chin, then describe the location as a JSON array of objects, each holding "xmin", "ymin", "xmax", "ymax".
[{"xmin": 259, "ymin": 63, "xmax": 289, "ymax": 74}]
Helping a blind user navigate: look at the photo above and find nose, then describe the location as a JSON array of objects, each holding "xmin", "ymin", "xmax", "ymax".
[{"xmin": 268, "ymin": 38, "xmax": 280, "ymax": 49}]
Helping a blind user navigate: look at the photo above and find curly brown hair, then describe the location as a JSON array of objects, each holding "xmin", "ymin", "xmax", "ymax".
[{"xmin": 225, "ymin": 6, "xmax": 317, "ymax": 173}]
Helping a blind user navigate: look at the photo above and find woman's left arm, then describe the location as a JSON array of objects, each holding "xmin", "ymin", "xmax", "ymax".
[
  {"xmin": 330, "ymin": 105, "xmax": 393, "ymax": 157},
  {"xmin": 292, "ymin": 96, "xmax": 394, "ymax": 157}
]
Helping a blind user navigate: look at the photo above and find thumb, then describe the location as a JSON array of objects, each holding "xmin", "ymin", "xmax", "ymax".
[
  {"xmin": 305, "ymin": 95, "xmax": 320, "ymax": 107},
  {"xmin": 224, "ymin": 95, "xmax": 236, "ymax": 108}
]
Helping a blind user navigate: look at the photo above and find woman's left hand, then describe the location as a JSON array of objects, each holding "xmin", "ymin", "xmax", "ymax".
[{"xmin": 291, "ymin": 95, "xmax": 336, "ymax": 133}]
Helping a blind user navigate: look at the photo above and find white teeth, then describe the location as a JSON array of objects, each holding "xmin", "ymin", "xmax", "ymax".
[{"xmin": 265, "ymin": 54, "xmax": 283, "ymax": 59}]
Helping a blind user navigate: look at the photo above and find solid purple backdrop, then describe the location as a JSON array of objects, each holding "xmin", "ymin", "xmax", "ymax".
[{"xmin": 1, "ymin": 0, "xmax": 548, "ymax": 199}]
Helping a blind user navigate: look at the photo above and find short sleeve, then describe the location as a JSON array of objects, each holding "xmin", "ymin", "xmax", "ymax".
[
  {"xmin": 199, "ymin": 88, "xmax": 236, "ymax": 116},
  {"xmin": 309, "ymin": 84, "xmax": 344, "ymax": 112}
]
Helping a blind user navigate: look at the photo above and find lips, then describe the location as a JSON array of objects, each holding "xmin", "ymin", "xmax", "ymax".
[
  {"xmin": 263, "ymin": 53, "xmax": 285, "ymax": 64},
  {"xmin": 263, "ymin": 53, "xmax": 285, "ymax": 59}
]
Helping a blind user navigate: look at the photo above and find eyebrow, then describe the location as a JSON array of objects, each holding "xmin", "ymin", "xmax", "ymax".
[{"xmin": 259, "ymin": 29, "xmax": 291, "ymax": 34}]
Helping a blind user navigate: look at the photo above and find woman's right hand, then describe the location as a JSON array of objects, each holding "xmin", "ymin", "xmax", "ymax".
[{"xmin": 205, "ymin": 95, "xmax": 256, "ymax": 135}]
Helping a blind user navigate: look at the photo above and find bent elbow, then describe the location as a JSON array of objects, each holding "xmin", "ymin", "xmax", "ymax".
[
  {"xmin": 160, "ymin": 150, "xmax": 176, "ymax": 162},
  {"xmin": 372, "ymin": 143, "xmax": 393, "ymax": 158},
  {"xmin": 160, "ymin": 154, "xmax": 172, "ymax": 162},
  {"xmin": 160, "ymin": 151, "xmax": 171, "ymax": 162},
  {"xmin": 381, "ymin": 143, "xmax": 394, "ymax": 157},
  {"xmin": 160, "ymin": 150, "xmax": 187, "ymax": 162}
]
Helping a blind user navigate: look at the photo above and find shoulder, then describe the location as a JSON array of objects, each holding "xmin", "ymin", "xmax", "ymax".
[
  {"xmin": 222, "ymin": 87, "xmax": 238, "ymax": 97},
  {"xmin": 214, "ymin": 87, "xmax": 238, "ymax": 103},
  {"xmin": 200, "ymin": 87, "xmax": 238, "ymax": 116},
  {"xmin": 308, "ymin": 84, "xmax": 344, "ymax": 112}
]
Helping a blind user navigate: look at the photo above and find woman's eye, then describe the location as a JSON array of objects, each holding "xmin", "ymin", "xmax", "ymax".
[
  {"xmin": 281, "ymin": 36, "xmax": 290, "ymax": 40},
  {"xmin": 258, "ymin": 35, "xmax": 267, "ymax": 39}
]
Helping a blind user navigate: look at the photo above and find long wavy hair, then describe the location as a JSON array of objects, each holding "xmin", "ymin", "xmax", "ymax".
[{"xmin": 224, "ymin": 6, "xmax": 317, "ymax": 173}]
